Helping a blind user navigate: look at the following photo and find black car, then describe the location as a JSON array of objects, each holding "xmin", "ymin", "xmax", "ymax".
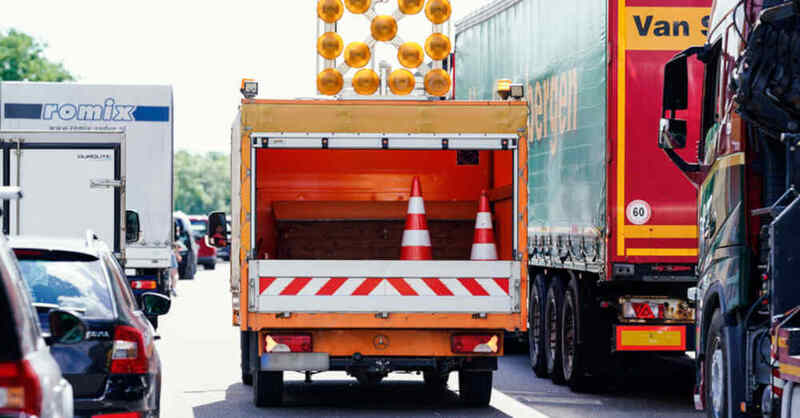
[{"xmin": 10, "ymin": 235, "xmax": 171, "ymax": 418}]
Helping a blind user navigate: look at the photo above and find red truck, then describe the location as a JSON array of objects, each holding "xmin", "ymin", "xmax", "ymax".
[{"xmin": 456, "ymin": 0, "xmax": 710, "ymax": 389}]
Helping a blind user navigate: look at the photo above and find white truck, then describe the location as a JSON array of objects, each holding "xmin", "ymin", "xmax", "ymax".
[{"xmin": 0, "ymin": 83, "xmax": 177, "ymax": 293}]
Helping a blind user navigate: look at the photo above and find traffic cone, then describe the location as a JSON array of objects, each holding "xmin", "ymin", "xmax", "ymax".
[
  {"xmin": 471, "ymin": 190, "xmax": 498, "ymax": 260},
  {"xmin": 401, "ymin": 176, "xmax": 432, "ymax": 260}
]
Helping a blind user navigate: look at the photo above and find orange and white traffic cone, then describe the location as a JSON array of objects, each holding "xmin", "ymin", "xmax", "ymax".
[
  {"xmin": 401, "ymin": 176, "xmax": 432, "ymax": 260},
  {"xmin": 471, "ymin": 190, "xmax": 498, "ymax": 260}
]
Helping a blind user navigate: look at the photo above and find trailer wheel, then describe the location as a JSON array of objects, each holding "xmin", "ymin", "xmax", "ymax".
[
  {"xmin": 562, "ymin": 280, "xmax": 592, "ymax": 392},
  {"xmin": 458, "ymin": 370, "xmax": 492, "ymax": 407},
  {"xmin": 545, "ymin": 278, "xmax": 566, "ymax": 385},
  {"xmin": 253, "ymin": 370, "xmax": 283, "ymax": 407},
  {"xmin": 705, "ymin": 310, "xmax": 727, "ymax": 418},
  {"xmin": 241, "ymin": 331, "xmax": 253, "ymax": 386},
  {"xmin": 528, "ymin": 273, "xmax": 548, "ymax": 378}
]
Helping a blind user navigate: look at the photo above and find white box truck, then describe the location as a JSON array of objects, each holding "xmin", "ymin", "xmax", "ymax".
[{"xmin": 0, "ymin": 83, "xmax": 177, "ymax": 295}]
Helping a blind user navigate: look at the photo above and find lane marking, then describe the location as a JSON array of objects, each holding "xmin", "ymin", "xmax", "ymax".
[{"xmin": 491, "ymin": 389, "xmax": 552, "ymax": 418}]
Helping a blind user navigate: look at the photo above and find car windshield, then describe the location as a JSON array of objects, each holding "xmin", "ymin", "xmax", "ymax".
[
  {"xmin": 190, "ymin": 219, "xmax": 207, "ymax": 235},
  {"xmin": 17, "ymin": 257, "xmax": 114, "ymax": 320}
]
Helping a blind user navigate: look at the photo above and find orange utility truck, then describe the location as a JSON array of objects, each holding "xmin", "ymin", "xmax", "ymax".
[{"xmin": 216, "ymin": 98, "xmax": 529, "ymax": 407}]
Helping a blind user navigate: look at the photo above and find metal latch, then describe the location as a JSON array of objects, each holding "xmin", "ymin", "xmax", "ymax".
[
  {"xmin": 375, "ymin": 312, "xmax": 390, "ymax": 319},
  {"xmin": 472, "ymin": 313, "xmax": 488, "ymax": 319},
  {"xmin": 90, "ymin": 179, "xmax": 122, "ymax": 189}
]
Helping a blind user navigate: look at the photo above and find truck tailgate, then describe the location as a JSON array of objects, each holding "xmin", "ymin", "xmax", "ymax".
[{"xmin": 248, "ymin": 260, "xmax": 520, "ymax": 313}]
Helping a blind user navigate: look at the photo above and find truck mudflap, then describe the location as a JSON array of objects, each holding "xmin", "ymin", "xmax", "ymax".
[{"xmin": 248, "ymin": 260, "xmax": 520, "ymax": 313}]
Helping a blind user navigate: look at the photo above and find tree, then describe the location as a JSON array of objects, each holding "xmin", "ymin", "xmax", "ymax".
[
  {"xmin": 0, "ymin": 29, "xmax": 74, "ymax": 81},
  {"xmin": 174, "ymin": 151, "xmax": 230, "ymax": 215}
]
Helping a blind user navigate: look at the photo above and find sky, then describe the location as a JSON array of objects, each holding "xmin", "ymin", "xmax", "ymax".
[{"xmin": 1, "ymin": 0, "xmax": 492, "ymax": 153}]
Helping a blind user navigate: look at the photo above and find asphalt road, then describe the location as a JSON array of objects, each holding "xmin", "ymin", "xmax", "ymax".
[{"xmin": 156, "ymin": 263, "xmax": 703, "ymax": 417}]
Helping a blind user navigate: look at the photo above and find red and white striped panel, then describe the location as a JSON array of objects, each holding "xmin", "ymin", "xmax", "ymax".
[{"xmin": 259, "ymin": 277, "xmax": 510, "ymax": 297}]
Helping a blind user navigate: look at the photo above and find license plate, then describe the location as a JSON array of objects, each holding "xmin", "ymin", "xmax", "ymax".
[{"xmin": 616, "ymin": 325, "xmax": 686, "ymax": 351}]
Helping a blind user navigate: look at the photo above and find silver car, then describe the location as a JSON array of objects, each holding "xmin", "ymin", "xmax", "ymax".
[{"xmin": 0, "ymin": 234, "xmax": 85, "ymax": 418}]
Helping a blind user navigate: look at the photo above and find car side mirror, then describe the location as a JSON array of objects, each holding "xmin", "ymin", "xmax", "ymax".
[
  {"xmin": 141, "ymin": 292, "xmax": 171, "ymax": 316},
  {"xmin": 659, "ymin": 118, "xmax": 688, "ymax": 149},
  {"xmin": 126, "ymin": 210, "xmax": 141, "ymax": 244},
  {"xmin": 207, "ymin": 212, "xmax": 228, "ymax": 248},
  {"xmin": 47, "ymin": 309, "xmax": 87, "ymax": 345}
]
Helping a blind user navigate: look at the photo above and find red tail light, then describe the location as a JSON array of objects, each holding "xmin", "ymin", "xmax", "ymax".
[
  {"xmin": 451, "ymin": 334, "xmax": 500, "ymax": 354},
  {"xmin": 111, "ymin": 326, "xmax": 148, "ymax": 374},
  {"xmin": 264, "ymin": 334, "xmax": 312, "ymax": 353},
  {"xmin": 130, "ymin": 280, "xmax": 157, "ymax": 290},
  {"xmin": 92, "ymin": 412, "xmax": 142, "ymax": 418},
  {"xmin": 0, "ymin": 360, "xmax": 42, "ymax": 416}
]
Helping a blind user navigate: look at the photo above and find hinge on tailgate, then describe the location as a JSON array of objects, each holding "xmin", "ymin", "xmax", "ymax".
[
  {"xmin": 375, "ymin": 312, "xmax": 390, "ymax": 319},
  {"xmin": 472, "ymin": 313, "xmax": 488, "ymax": 319}
]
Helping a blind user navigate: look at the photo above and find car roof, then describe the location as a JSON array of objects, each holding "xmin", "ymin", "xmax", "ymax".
[
  {"xmin": 188, "ymin": 215, "xmax": 207, "ymax": 221},
  {"xmin": 8, "ymin": 235, "xmax": 108, "ymax": 258}
]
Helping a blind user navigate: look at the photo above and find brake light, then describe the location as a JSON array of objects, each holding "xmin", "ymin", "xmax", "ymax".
[
  {"xmin": 264, "ymin": 334, "xmax": 312, "ymax": 353},
  {"xmin": 92, "ymin": 412, "xmax": 142, "ymax": 418},
  {"xmin": 12, "ymin": 249, "xmax": 43, "ymax": 257},
  {"xmin": 111, "ymin": 326, "xmax": 148, "ymax": 374},
  {"xmin": 130, "ymin": 280, "xmax": 157, "ymax": 290},
  {"xmin": 0, "ymin": 360, "xmax": 42, "ymax": 416},
  {"xmin": 451, "ymin": 334, "xmax": 500, "ymax": 354}
]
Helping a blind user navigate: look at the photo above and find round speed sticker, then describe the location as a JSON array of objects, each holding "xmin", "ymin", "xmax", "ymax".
[{"xmin": 626, "ymin": 200, "xmax": 652, "ymax": 225}]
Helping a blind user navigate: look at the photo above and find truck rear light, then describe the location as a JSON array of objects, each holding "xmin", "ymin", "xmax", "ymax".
[
  {"xmin": 130, "ymin": 280, "xmax": 157, "ymax": 290},
  {"xmin": 265, "ymin": 334, "xmax": 312, "ymax": 353},
  {"xmin": 451, "ymin": 334, "xmax": 500, "ymax": 354},
  {"xmin": 111, "ymin": 325, "xmax": 148, "ymax": 374},
  {"xmin": 0, "ymin": 360, "xmax": 42, "ymax": 416},
  {"xmin": 621, "ymin": 298, "xmax": 695, "ymax": 321}
]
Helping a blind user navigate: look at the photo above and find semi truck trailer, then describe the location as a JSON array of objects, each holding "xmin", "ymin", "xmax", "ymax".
[
  {"xmin": 455, "ymin": 0, "xmax": 711, "ymax": 390},
  {"xmin": 658, "ymin": 0, "xmax": 800, "ymax": 415}
]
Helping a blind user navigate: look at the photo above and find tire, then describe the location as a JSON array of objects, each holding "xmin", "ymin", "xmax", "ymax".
[
  {"xmin": 705, "ymin": 310, "xmax": 727, "ymax": 418},
  {"xmin": 206, "ymin": 262, "xmax": 216, "ymax": 270},
  {"xmin": 241, "ymin": 331, "xmax": 253, "ymax": 386},
  {"xmin": 253, "ymin": 370, "xmax": 283, "ymax": 407},
  {"xmin": 423, "ymin": 371, "xmax": 449, "ymax": 395},
  {"xmin": 528, "ymin": 273, "xmax": 548, "ymax": 378},
  {"xmin": 545, "ymin": 277, "xmax": 566, "ymax": 385},
  {"xmin": 562, "ymin": 279, "xmax": 592, "ymax": 392},
  {"xmin": 458, "ymin": 370, "xmax": 492, "ymax": 407}
]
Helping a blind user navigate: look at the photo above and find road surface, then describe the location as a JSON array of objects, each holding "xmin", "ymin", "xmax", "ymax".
[{"xmin": 156, "ymin": 264, "xmax": 702, "ymax": 417}]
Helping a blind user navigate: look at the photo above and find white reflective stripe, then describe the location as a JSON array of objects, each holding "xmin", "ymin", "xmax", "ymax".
[
  {"xmin": 406, "ymin": 278, "xmax": 436, "ymax": 296},
  {"xmin": 447, "ymin": 279, "xmax": 473, "ymax": 296},
  {"xmin": 297, "ymin": 278, "xmax": 328, "ymax": 296},
  {"xmin": 471, "ymin": 244, "xmax": 498, "ymax": 260},
  {"xmin": 401, "ymin": 230, "xmax": 432, "ymax": 246},
  {"xmin": 477, "ymin": 278, "xmax": 507, "ymax": 296},
  {"xmin": 475, "ymin": 212, "xmax": 492, "ymax": 229},
  {"xmin": 381, "ymin": 280, "xmax": 399, "ymax": 296},
  {"xmin": 263, "ymin": 277, "xmax": 294, "ymax": 296},
  {"xmin": 407, "ymin": 197, "xmax": 426, "ymax": 214},
  {"xmin": 334, "ymin": 278, "xmax": 365, "ymax": 296}
]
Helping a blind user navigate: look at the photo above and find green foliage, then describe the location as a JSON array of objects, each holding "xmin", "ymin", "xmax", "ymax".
[
  {"xmin": 174, "ymin": 151, "xmax": 230, "ymax": 215},
  {"xmin": 0, "ymin": 29, "xmax": 74, "ymax": 81}
]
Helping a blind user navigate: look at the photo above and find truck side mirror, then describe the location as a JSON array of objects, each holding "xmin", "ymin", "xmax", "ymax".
[
  {"xmin": 207, "ymin": 212, "xmax": 228, "ymax": 248},
  {"xmin": 126, "ymin": 210, "xmax": 141, "ymax": 243},
  {"xmin": 662, "ymin": 55, "xmax": 689, "ymax": 112},
  {"xmin": 47, "ymin": 309, "xmax": 87, "ymax": 345},
  {"xmin": 659, "ymin": 118, "xmax": 687, "ymax": 149}
]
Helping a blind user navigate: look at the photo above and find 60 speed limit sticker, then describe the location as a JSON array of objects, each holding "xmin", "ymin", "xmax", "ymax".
[{"xmin": 626, "ymin": 200, "xmax": 652, "ymax": 225}]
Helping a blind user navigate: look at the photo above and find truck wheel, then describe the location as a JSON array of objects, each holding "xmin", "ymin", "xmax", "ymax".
[
  {"xmin": 253, "ymin": 370, "xmax": 283, "ymax": 407},
  {"xmin": 241, "ymin": 331, "xmax": 253, "ymax": 386},
  {"xmin": 705, "ymin": 310, "xmax": 727, "ymax": 418},
  {"xmin": 562, "ymin": 280, "xmax": 591, "ymax": 392},
  {"xmin": 458, "ymin": 370, "xmax": 492, "ymax": 407},
  {"xmin": 545, "ymin": 278, "xmax": 566, "ymax": 385},
  {"xmin": 528, "ymin": 273, "xmax": 548, "ymax": 378},
  {"xmin": 423, "ymin": 371, "xmax": 449, "ymax": 395}
]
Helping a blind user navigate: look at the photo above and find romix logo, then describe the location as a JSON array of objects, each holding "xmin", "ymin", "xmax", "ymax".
[{"xmin": 43, "ymin": 98, "xmax": 135, "ymax": 122}]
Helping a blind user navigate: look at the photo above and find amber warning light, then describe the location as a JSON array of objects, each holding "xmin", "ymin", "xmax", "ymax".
[{"xmin": 316, "ymin": 0, "xmax": 453, "ymax": 97}]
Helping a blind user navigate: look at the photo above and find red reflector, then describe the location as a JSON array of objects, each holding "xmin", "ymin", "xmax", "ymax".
[
  {"xmin": 130, "ymin": 280, "xmax": 157, "ymax": 290},
  {"xmin": 92, "ymin": 413, "xmax": 142, "ymax": 418},
  {"xmin": 632, "ymin": 303, "xmax": 656, "ymax": 319},
  {"xmin": 265, "ymin": 334, "xmax": 312, "ymax": 353},
  {"xmin": 451, "ymin": 334, "xmax": 500, "ymax": 354},
  {"xmin": 110, "ymin": 326, "xmax": 148, "ymax": 374},
  {"xmin": 653, "ymin": 265, "xmax": 692, "ymax": 272},
  {"xmin": 774, "ymin": 385, "xmax": 784, "ymax": 398}
]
